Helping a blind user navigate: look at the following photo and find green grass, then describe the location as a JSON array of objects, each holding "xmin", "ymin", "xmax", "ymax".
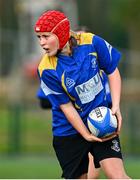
[
  {"xmin": 0, "ymin": 156, "xmax": 139, "ymax": 179},
  {"xmin": 1, "ymin": 104, "xmax": 140, "ymax": 155},
  {"xmin": 0, "ymin": 108, "xmax": 54, "ymax": 155},
  {"xmin": 0, "ymin": 156, "xmax": 61, "ymax": 179},
  {"xmin": 0, "ymin": 105, "xmax": 140, "ymax": 178},
  {"xmin": 125, "ymin": 157, "xmax": 140, "ymax": 179}
]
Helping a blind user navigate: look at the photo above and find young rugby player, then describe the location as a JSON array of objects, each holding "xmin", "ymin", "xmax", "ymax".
[{"xmin": 34, "ymin": 10, "xmax": 130, "ymax": 179}]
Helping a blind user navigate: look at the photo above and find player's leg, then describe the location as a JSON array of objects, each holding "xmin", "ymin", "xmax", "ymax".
[
  {"xmin": 100, "ymin": 158, "xmax": 130, "ymax": 179},
  {"xmin": 88, "ymin": 153, "xmax": 100, "ymax": 179},
  {"xmin": 53, "ymin": 134, "xmax": 91, "ymax": 179},
  {"xmin": 78, "ymin": 173, "xmax": 87, "ymax": 179},
  {"xmin": 92, "ymin": 136, "xmax": 130, "ymax": 179}
]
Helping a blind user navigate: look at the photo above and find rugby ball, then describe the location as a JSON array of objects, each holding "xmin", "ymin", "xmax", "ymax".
[{"xmin": 87, "ymin": 106, "xmax": 117, "ymax": 137}]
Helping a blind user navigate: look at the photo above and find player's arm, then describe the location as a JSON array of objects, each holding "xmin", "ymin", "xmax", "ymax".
[
  {"xmin": 94, "ymin": 35, "xmax": 122, "ymax": 134},
  {"xmin": 60, "ymin": 102, "xmax": 102, "ymax": 142},
  {"xmin": 108, "ymin": 68, "xmax": 122, "ymax": 134}
]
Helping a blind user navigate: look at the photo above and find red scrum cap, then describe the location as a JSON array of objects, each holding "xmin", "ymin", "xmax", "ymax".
[{"xmin": 34, "ymin": 10, "xmax": 70, "ymax": 49}]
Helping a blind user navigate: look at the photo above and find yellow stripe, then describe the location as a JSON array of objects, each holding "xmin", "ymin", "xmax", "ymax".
[
  {"xmin": 79, "ymin": 33, "xmax": 94, "ymax": 45},
  {"xmin": 99, "ymin": 70, "xmax": 104, "ymax": 79},
  {"xmin": 38, "ymin": 54, "xmax": 57, "ymax": 76},
  {"xmin": 89, "ymin": 52, "xmax": 97, "ymax": 57},
  {"xmin": 74, "ymin": 103, "xmax": 81, "ymax": 109},
  {"xmin": 61, "ymin": 73, "xmax": 82, "ymax": 110}
]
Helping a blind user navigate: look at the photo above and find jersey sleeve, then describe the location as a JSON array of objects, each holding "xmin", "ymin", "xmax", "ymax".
[
  {"xmin": 39, "ymin": 69, "xmax": 70, "ymax": 108},
  {"xmin": 93, "ymin": 35, "xmax": 121, "ymax": 74}
]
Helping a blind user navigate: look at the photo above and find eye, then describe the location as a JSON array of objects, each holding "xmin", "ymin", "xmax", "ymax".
[
  {"xmin": 37, "ymin": 35, "xmax": 41, "ymax": 39},
  {"xmin": 43, "ymin": 35, "xmax": 50, "ymax": 39}
]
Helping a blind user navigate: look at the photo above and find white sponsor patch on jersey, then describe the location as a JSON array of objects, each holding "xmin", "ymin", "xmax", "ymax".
[{"xmin": 75, "ymin": 73, "xmax": 103, "ymax": 104}]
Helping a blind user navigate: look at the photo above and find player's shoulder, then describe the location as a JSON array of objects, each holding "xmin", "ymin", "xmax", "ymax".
[
  {"xmin": 38, "ymin": 54, "xmax": 58, "ymax": 77},
  {"xmin": 79, "ymin": 32, "xmax": 95, "ymax": 45}
]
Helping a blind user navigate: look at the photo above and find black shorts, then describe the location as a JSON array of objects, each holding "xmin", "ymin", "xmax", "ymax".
[{"xmin": 53, "ymin": 134, "xmax": 123, "ymax": 179}]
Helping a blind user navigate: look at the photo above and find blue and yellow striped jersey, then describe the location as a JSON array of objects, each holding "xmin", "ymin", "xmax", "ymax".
[{"xmin": 37, "ymin": 33, "xmax": 121, "ymax": 136}]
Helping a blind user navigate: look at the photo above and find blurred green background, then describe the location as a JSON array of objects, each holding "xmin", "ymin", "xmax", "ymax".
[{"xmin": 0, "ymin": 0, "xmax": 140, "ymax": 179}]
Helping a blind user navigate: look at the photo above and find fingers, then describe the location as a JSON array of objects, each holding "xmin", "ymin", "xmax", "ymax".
[
  {"xmin": 87, "ymin": 132, "xmax": 118, "ymax": 143},
  {"xmin": 93, "ymin": 136, "xmax": 103, "ymax": 142},
  {"xmin": 89, "ymin": 132, "xmax": 117, "ymax": 143},
  {"xmin": 111, "ymin": 107, "xmax": 122, "ymax": 134},
  {"xmin": 88, "ymin": 132, "xmax": 118, "ymax": 142},
  {"xmin": 117, "ymin": 113, "xmax": 122, "ymax": 133},
  {"xmin": 101, "ymin": 132, "xmax": 117, "ymax": 142},
  {"xmin": 115, "ymin": 111, "xmax": 122, "ymax": 134},
  {"xmin": 87, "ymin": 134, "xmax": 103, "ymax": 142},
  {"xmin": 91, "ymin": 135, "xmax": 103, "ymax": 142}
]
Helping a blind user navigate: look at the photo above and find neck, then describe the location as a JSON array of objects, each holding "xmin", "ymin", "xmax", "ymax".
[{"xmin": 60, "ymin": 42, "xmax": 72, "ymax": 56}]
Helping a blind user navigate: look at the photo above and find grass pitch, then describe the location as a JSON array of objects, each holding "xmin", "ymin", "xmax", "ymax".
[{"xmin": 0, "ymin": 155, "xmax": 139, "ymax": 179}]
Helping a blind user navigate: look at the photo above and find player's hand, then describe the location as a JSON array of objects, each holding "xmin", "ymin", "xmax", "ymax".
[
  {"xmin": 111, "ymin": 107, "xmax": 122, "ymax": 135},
  {"xmin": 101, "ymin": 132, "xmax": 117, "ymax": 142},
  {"xmin": 84, "ymin": 133, "xmax": 103, "ymax": 142}
]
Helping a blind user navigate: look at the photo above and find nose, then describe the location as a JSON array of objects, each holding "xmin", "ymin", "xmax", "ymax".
[{"xmin": 40, "ymin": 36, "xmax": 47, "ymax": 46}]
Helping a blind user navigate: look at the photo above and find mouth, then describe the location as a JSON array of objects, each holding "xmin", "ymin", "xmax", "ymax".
[{"xmin": 43, "ymin": 48, "xmax": 50, "ymax": 53}]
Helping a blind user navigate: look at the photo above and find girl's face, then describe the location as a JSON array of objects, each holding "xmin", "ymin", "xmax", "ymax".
[{"xmin": 36, "ymin": 32, "xmax": 59, "ymax": 56}]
